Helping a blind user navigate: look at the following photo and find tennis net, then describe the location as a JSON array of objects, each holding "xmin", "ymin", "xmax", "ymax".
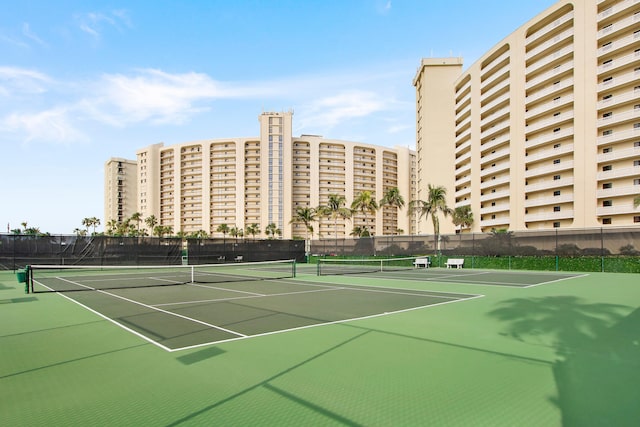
[
  {"xmin": 316, "ymin": 257, "xmax": 418, "ymax": 276},
  {"xmin": 28, "ymin": 259, "xmax": 296, "ymax": 293}
]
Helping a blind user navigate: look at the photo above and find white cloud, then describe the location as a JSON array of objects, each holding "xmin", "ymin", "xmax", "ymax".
[
  {"xmin": 0, "ymin": 66, "xmax": 52, "ymax": 96},
  {"xmin": 83, "ymin": 68, "xmax": 278, "ymax": 126},
  {"xmin": 75, "ymin": 10, "xmax": 132, "ymax": 38},
  {"xmin": 22, "ymin": 23, "xmax": 47, "ymax": 47},
  {"xmin": 298, "ymin": 90, "xmax": 387, "ymax": 130},
  {"xmin": 2, "ymin": 107, "xmax": 85, "ymax": 144}
]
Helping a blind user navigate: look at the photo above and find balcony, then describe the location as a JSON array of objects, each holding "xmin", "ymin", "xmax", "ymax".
[
  {"xmin": 597, "ymin": 88, "xmax": 640, "ymax": 110},
  {"xmin": 526, "ymin": 28, "xmax": 574, "ymax": 61},
  {"xmin": 480, "ymin": 161, "xmax": 510, "ymax": 177},
  {"xmin": 455, "ymin": 186, "xmax": 471, "ymax": 199},
  {"xmin": 597, "ymin": 51, "xmax": 640, "ymax": 76},
  {"xmin": 526, "ymin": 78, "xmax": 574, "ymax": 105},
  {"xmin": 597, "ymin": 166, "xmax": 640, "ymax": 180},
  {"xmin": 481, "ymin": 51, "xmax": 510, "ymax": 80},
  {"xmin": 527, "ymin": 143, "xmax": 574, "ymax": 163},
  {"xmin": 597, "ymin": 128, "xmax": 640, "ymax": 146},
  {"xmin": 480, "ymin": 202, "xmax": 510, "ymax": 215},
  {"xmin": 596, "ymin": 204, "xmax": 640, "ymax": 215},
  {"xmin": 525, "ymin": 210, "xmax": 575, "ymax": 222},
  {"xmin": 524, "ymin": 193, "xmax": 574, "ymax": 208},
  {"xmin": 598, "ymin": 0, "xmax": 640, "ymax": 21},
  {"xmin": 525, "ymin": 111, "xmax": 574, "ymax": 135},
  {"xmin": 597, "ymin": 9, "xmax": 640, "ymax": 39},
  {"xmin": 480, "ymin": 93, "xmax": 510, "ymax": 116},
  {"xmin": 481, "ymin": 70, "xmax": 510, "ymax": 96},
  {"xmin": 525, "ymin": 127, "xmax": 574, "ymax": 149},
  {"xmin": 525, "ymin": 160, "xmax": 575, "ymax": 178},
  {"xmin": 481, "ymin": 133, "xmax": 510, "ymax": 151},
  {"xmin": 481, "ymin": 147, "xmax": 510, "ymax": 164},
  {"xmin": 525, "ymin": 94, "xmax": 574, "ymax": 120},
  {"xmin": 480, "ymin": 217, "xmax": 510, "ymax": 228},
  {"xmin": 525, "ymin": 177, "xmax": 574, "ymax": 193},
  {"xmin": 597, "ymin": 185, "xmax": 640, "ymax": 197},
  {"xmin": 480, "ymin": 105, "xmax": 510, "ymax": 129},
  {"xmin": 597, "ymin": 146, "xmax": 640, "ymax": 162},
  {"xmin": 526, "ymin": 11, "xmax": 574, "ymax": 45},
  {"xmin": 526, "ymin": 61, "xmax": 574, "ymax": 91},
  {"xmin": 525, "ymin": 45, "xmax": 574, "ymax": 76},
  {"xmin": 480, "ymin": 175, "xmax": 510, "ymax": 190},
  {"xmin": 597, "ymin": 109, "xmax": 640, "ymax": 128},
  {"xmin": 598, "ymin": 31, "xmax": 640, "ymax": 60},
  {"xmin": 480, "ymin": 120, "xmax": 510, "ymax": 140},
  {"xmin": 480, "ymin": 189, "xmax": 510, "ymax": 202}
]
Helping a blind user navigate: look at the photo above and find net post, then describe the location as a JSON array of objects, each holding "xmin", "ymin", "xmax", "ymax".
[
  {"xmin": 26, "ymin": 265, "xmax": 32, "ymax": 294},
  {"xmin": 292, "ymin": 259, "xmax": 297, "ymax": 278},
  {"xmin": 191, "ymin": 265, "xmax": 195, "ymax": 283}
]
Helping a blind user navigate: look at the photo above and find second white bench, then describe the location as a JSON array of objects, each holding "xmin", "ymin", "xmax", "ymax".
[{"xmin": 446, "ymin": 258, "xmax": 464, "ymax": 269}]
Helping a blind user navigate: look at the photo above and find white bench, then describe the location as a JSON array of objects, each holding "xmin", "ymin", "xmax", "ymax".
[
  {"xmin": 446, "ymin": 258, "xmax": 464, "ymax": 269},
  {"xmin": 413, "ymin": 257, "xmax": 431, "ymax": 268},
  {"xmin": 234, "ymin": 255, "xmax": 243, "ymax": 262}
]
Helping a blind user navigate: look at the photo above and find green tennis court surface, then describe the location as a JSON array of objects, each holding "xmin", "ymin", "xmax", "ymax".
[{"xmin": 2, "ymin": 266, "xmax": 639, "ymax": 426}]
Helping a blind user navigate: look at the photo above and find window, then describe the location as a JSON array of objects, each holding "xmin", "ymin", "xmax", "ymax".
[
  {"xmin": 603, "ymin": 94, "xmax": 612, "ymax": 101},
  {"xmin": 553, "ymin": 206, "xmax": 561, "ymax": 212},
  {"xmin": 553, "ymin": 128, "xmax": 561, "ymax": 133},
  {"xmin": 602, "ymin": 112, "xmax": 612, "ymax": 119},
  {"xmin": 635, "ymin": 141, "xmax": 640, "ymax": 147},
  {"xmin": 603, "ymin": 165, "xmax": 612, "ymax": 171},
  {"xmin": 603, "ymin": 147, "xmax": 612, "ymax": 153},
  {"xmin": 553, "ymin": 190, "xmax": 561, "ymax": 196},
  {"xmin": 603, "ymin": 130, "xmax": 613, "ymax": 136},
  {"xmin": 554, "ymin": 143, "xmax": 561, "ymax": 149},
  {"xmin": 603, "ymin": 76, "xmax": 613, "ymax": 84},
  {"xmin": 603, "ymin": 200, "xmax": 613, "ymax": 207},
  {"xmin": 634, "ymin": 179, "xmax": 640, "ymax": 185},
  {"xmin": 603, "ymin": 218, "xmax": 612, "ymax": 225},
  {"xmin": 603, "ymin": 183, "xmax": 612, "ymax": 189},
  {"xmin": 554, "ymin": 175, "xmax": 561, "ymax": 180},
  {"xmin": 635, "ymin": 160, "xmax": 640, "ymax": 166},
  {"xmin": 553, "ymin": 222, "xmax": 560, "ymax": 228},
  {"xmin": 553, "ymin": 159, "xmax": 561, "ymax": 164},
  {"xmin": 634, "ymin": 216, "xmax": 640, "ymax": 223}
]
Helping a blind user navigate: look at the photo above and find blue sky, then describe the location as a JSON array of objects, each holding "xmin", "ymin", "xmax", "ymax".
[{"xmin": 1, "ymin": 0, "xmax": 557, "ymax": 234}]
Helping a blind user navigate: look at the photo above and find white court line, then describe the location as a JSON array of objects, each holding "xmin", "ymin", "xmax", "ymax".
[
  {"xmin": 153, "ymin": 286, "xmax": 342, "ymax": 307},
  {"xmin": 523, "ymin": 273, "xmax": 589, "ymax": 288},
  {"xmin": 169, "ymin": 293, "xmax": 486, "ymax": 352},
  {"xmin": 51, "ymin": 277, "xmax": 247, "ymax": 338}
]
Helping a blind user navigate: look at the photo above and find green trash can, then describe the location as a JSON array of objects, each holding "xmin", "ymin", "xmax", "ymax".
[{"xmin": 16, "ymin": 269, "xmax": 27, "ymax": 283}]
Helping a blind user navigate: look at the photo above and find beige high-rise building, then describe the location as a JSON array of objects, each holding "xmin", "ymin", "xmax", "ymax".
[
  {"xmin": 107, "ymin": 111, "xmax": 416, "ymax": 239},
  {"xmin": 104, "ymin": 158, "xmax": 138, "ymax": 226},
  {"xmin": 414, "ymin": 0, "xmax": 640, "ymax": 234}
]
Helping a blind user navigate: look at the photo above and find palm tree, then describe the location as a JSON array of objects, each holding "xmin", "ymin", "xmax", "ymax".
[
  {"xmin": 350, "ymin": 225, "xmax": 369, "ymax": 237},
  {"xmin": 265, "ymin": 223, "xmax": 281, "ymax": 239},
  {"xmin": 105, "ymin": 219, "xmax": 118, "ymax": 236},
  {"xmin": 452, "ymin": 205, "xmax": 474, "ymax": 233},
  {"xmin": 145, "ymin": 215, "xmax": 158, "ymax": 235},
  {"xmin": 409, "ymin": 184, "xmax": 452, "ymax": 252},
  {"xmin": 379, "ymin": 187, "xmax": 405, "ymax": 235},
  {"xmin": 73, "ymin": 228, "xmax": 87, "ymax": 237},
  {"xmin": 351, "ymin": 190, "xmax": 378, "ymax": 234},
  {"xmin": 246, "ymin": 223, "xmax": 260, "ymax": 240},
  {"xmin": 130, "ymin": 212, "xmax": 142, "ymax": 235},
  {"xmin": 318, "ymin": 194, "xmax": 352, "ymax": 239},
  {"xmin": 81, "ymin": 217, "xmax": 92, "ymax": 234},
  {"xmin": 216, "ymin": 223, "xmax": 230, "ymax": 239},
  {"xmin": 289, "ymin": 206, "xmax": 317, "ymax": 240},
  {"xmin": 634, "ymin": 195, "xmax": 640, "ymax": 208}
]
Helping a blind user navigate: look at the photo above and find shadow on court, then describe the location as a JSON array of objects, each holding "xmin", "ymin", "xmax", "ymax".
[{"xmin": 488, "ymin": 297, "xmax": 639, "ymax": 426}]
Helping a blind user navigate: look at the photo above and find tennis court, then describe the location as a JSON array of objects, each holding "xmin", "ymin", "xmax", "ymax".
[
  {"xmin": 28, "ymin": 260, "xmax": 481, "ymax": 351},
  {"xmin": 2, "ymin": 259, "xmax": 639, "ymax": 426}
]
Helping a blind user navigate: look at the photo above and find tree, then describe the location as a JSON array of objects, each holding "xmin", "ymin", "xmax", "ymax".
[
  {"xmin": 289, "ymin": 206, "xmax": 317, "ymax": 240},
  {"xmin": 153, "ymin": 225, "xmax": 172, "ymax": 238},
  {"xmin": 409, "ymin": 184, "xmax": 452, "ymax": 251},
  {"xmin": 73, "ymin": 228, "xmax": 87, "ymax": 237},
  {"xmin": 452, "ymin": 205, "xmax": 474, "ymax": 233},
  {"xmin": 351, "ymin": 190, "xmax": 378, "ymax": 234},
  {"xmin": 105, "ymin": 219, "xmax": 118, "ymax": 236},
  {"xmin": 145, "ymin": 215, "xmax": 158, "ymax": 235},
  {"xmin": 246, "ymin": 223, "xmax": 260, "ymax": 240},
  {"xmin": 230, "ymin": 226, "xmax": 243, "ymax": 239},
  {"xmin": 265, "ymin": 223, "xmax": 281, "ymax": 239},
  {"xmin": 318, "ymin": 194, "xmax": 352, "ymax": 239},
  {"xmin": 130, "ymin": 212, "xmax": 143, "ymax": 235},
  {"xmin": 379, "ymin": 187, "xmax": 405, "ymax": 235},
  {"xmin": 350, "ymin": 225, "xmax": 370, "ymax": 238},
  {"xmin": 216, "ymin": 223, "xmax": 230, "ymax": 239},
  {"xmin": 634, "ymin": 195, "xmax": 640, "ymax": 208}
]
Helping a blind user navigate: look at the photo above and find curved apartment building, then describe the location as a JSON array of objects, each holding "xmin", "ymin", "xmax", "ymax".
[
  {"xmin": 107, "ymin": 111, "xmax": 416, "ymax": 239},
  {"xmin": 414, "ymin": 0, "xmax": 640, "ymax": 233}
]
